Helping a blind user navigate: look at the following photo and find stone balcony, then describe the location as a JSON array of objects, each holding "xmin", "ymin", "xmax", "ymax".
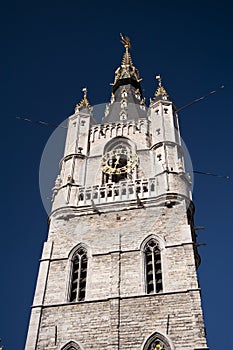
[
  {"xmin": 51, "ymin": 173, "xmax": 191, "ymax": 214},
  {"xmin": 76, "ymin": 178, "xmax": 156, "ymax": 205},
  {"xmin": 52, "ymin": 178, "xmax": 157, "ymax": 211}
]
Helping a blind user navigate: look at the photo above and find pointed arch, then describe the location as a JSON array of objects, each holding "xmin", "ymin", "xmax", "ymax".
[
  {"xmin": 68, "ymin": 244, "xmax": 88, "ymax": 302},
  {"xmin": 116, "ymin": 125, "xmax": 122, "ymax": 136},
  {"xmin": 141, "ymin": 236, "xmax": 163, "ymax": 294},
  {"xmin": 140, "ymin": 234, "xmax": 164, "ymax": 252},
  {"xmin": 105, "ymin": 127, "xmax": 111, "ymax": 138},
  {"xmin": 122, "ymin": 124, "xmax": 128, "ymax": 136},
  {"xmin": 93, "ymin": 127, "xmax": 99, "ymax": 142},
  {"xmin": 142, "ymin": 331, "xmax": 173, "ymax": 350},
  {"xmin": 68, "ymin": 242, "xmax": 89, "ymax": 259},
  {"xmin": 128, "ymin": 124, "xmax": 133, "ymax": 135},
  {"xmin": 103, "ymin": 136, "xmax": 136, "ymax": 154},
  {"xmin": 61, "ymin": 340, "xmax": 83, "ymax": 350}
]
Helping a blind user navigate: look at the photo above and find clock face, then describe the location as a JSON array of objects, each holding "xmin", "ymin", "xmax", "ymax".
[{"xmin": 101, "ymin": 148, "xmax": 138, "ymax": 175}]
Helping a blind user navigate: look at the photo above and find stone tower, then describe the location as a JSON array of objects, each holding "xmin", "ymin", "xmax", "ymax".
[{"xmin": 25, "ymin": 36, "xmax": 209, "ymax": 350}]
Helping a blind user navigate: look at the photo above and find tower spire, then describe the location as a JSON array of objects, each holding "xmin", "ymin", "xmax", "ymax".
[
  {"xmin": 120, "ymin": 33, "xmax": 132, "ymax": 67},
  {"xmin": 111, "ymin": 34, "xmax": 142, "ymax": 93}
]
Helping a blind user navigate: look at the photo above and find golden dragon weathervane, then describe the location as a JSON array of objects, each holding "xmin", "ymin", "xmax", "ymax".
[{"xmin": 120, "ymin": 33, "xmax": 131, "ymax": 49}]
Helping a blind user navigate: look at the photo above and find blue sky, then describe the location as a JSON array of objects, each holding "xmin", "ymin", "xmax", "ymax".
[{"xmin": 1, "ymin": 0, "xmax": 233, "ymax": 349}]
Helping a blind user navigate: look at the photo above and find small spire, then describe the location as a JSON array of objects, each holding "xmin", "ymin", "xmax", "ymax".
[
  {"xmin": 75, "ymin": 87, "xmax": 91, "ymax": 112},
  {"xmin": 120, "ymin": 33, "xmax": 132, "ymax": 67},
  {"xmin": 154, "ymin": 75, "xmax": 169, "ymax": 98}
]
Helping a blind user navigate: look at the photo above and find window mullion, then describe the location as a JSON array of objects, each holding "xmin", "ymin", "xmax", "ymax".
[
  {"xmin": 152, "ymin": 247, "xmax": 156, "ymax": 293},
  {"xmin": 76, "ymin": 254, "xmax": 82, "ymax": 301}
]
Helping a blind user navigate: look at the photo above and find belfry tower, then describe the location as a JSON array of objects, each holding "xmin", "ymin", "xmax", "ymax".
[{"xmin": 25, "ymin": 36, "xmax": 209, "ymax": 350}]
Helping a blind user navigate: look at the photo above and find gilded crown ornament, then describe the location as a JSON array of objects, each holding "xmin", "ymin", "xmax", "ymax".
[
  {"xmin": 154, "ymin": 75, "xmax": 169, "ymax": 98},
  {"xmin": 112, "ymin": 34, "xmax": 142, "ymax": 86},
  {"xmin": 75, "ymin": 87, "xmax": 92, "ymax": 111}
]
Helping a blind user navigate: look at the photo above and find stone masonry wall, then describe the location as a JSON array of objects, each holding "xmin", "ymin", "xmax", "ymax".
[
  {"xmin": 26, "ymin": 198, "xmax": 208, "ymax": 350},
  {"xmin": 36, "ymin": 291, "xmax": 207, "ymax": 350},
  {"xmin": 44, "ymin": 201, "xmax": 197, "ymax": 303}
]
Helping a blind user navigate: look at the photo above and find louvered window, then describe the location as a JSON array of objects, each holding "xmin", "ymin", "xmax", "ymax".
[
  {"xmin": 69, "ymin": 247, "xmax": 87, "ymax": 302},
  {"xmin": 145, "ymin": 240, "xmax": 163, "ymax": 294}
]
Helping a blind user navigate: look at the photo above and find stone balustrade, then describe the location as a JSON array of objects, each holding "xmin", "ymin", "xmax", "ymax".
[
  {"xmin": 76, "ymin": 178, "xmax": 156, "ymax": 206},
  {"xmin": 52, "ymin": 173, "xmax": 191, "ymax": 211}
]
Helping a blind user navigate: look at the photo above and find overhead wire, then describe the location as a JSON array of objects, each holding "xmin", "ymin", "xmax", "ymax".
[
  {"xmin": 16, "ymin": 116, "xmax": 67, "ymax": 129},
  {"xmin": 193, "ymin": 170, "xmax": 229, "ymax": 179},
  {"xmin": 176, "ymin": 85, "xmax": 224, "ymax": 112}
]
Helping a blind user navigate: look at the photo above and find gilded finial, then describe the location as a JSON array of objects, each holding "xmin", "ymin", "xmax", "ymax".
[
  {"xmin": 154, "ymin": 74, "xmax": 169, "ymax": 99},
  {"xmin": 82, "ymin": 87, "xmax": 87, "ymax": 98},
  {"xmin": 75, "ymin": 87, "xmax": 91, "ymax": 112},
  {"xmin": 120, "ymin": 33, "xmax": 133, "ymax": 67},
  {"xmin": 120, "ymin": 33, "xmax": 131, "ymax": 49},
  {"xmin": 156, "ymin": 75, "xmax": 162, "ymax": 86},
  {"xmin": 112, "ymin": 34, "xmax": 141, "ymax": 86}
]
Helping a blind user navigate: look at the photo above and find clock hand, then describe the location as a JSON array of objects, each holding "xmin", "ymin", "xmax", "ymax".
[{"xmin": 114, "ymin": 155, "xmax": 120, "ymax": 169}]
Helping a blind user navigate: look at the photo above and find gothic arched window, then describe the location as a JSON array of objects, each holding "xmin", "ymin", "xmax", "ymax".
[
  {"xmin": 143, "ymin": 332, "xmax": 172, "ymax": 350},
  {"xmin": 121, "ymin": 89, "xmax": 127, "ymax": 98},
  {"xmin": 145, "ymin": 239, "xmax": 163, "ymax": 294},
  {"xmin": 121, "ymin": 100, "xmax": 127, "ymax": 108},
  {"xmin": 69, "ymin": 247, "xmax": 87, "ymax": 302},
  {"xmin": 61, "ymin": 340, "xmax": 82, "ymax": 350}
]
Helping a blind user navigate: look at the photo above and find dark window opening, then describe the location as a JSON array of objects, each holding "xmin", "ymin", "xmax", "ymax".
[
  {"xmin": 69, "ymin": 248, "xmax": 87, "ymax": 302},
  {"xmin": 148, "ymin": 339, "xmax": 167, "ymax": 350},
  {"xmin": 107, "ymin": 189, "xmax": 112, "ymax": 197},
  {"xmin": 145, "ymin": 240, "xmax": 163, "ymax": 294}
]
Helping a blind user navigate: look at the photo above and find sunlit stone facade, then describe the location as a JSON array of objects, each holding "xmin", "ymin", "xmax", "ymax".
[{"xmin": 25, "ymin": 36, "xmax": 209, "ymax": 350}]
